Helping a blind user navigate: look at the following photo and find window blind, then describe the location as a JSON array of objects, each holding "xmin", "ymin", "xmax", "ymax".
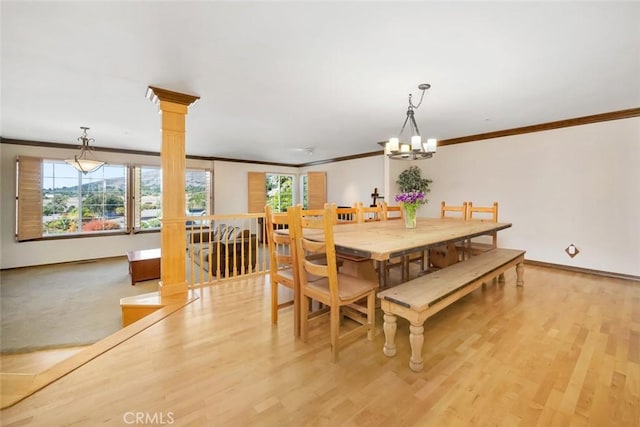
[
  {"xmin": 247, "ymin": 172, "xmax": 266, "ymax": 213},
  {"xmin": 307, "ymin": 171, "xmax": 326, "ymax": 209},
  {"xmin": 16, "ymin": 156, "xmax": 43, "ymax": 241}
]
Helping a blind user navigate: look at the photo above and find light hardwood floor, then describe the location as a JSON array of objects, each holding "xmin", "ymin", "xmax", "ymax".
[
  {"xmin": 1, "ymin": 265, "xmax": 639, "ymax": 426},
  {"xmin": 0, "ymin": 346, "xmax": 86, "ymax": 374}
]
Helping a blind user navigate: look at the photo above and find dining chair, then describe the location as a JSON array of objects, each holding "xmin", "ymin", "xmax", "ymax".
[
  {"xmin": 466, "ymin": 201, "xmax": 499, "ymax": 256},
  {"xmin": 429, "ymin": 201, "xmax": 468, "ymax": 269},
  {"xmin": 325, "ymin": 202, "xmax": 359, "ymax": 225},
  {"xmin": 325, "ymin": 202, "xmax": 377, "ymax": 283},
  {"xmin": 356, "ymin": 202, "xmax": 383, "ymax": 223},
  {"xmin": 441, "ymin": 200, "xmax": 468, "ymax": 220},
  {"xmin": 381, "ymin": 201, "xmax": 403, "ymax": 221},
  {"xmin": 265, "ymin": 205, "xmax": 300, "ymax": 335},
  {"xmin": 289, "ymin": 204, "xmax": 377, "ymax": 363}
]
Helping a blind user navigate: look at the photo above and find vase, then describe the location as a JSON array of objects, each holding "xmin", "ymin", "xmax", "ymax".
[{"xmin": 403, "ymin": 205, "xmax": 417, "ymax": 229}]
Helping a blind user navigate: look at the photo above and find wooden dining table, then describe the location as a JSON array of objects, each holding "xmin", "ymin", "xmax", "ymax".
[
  {"xmin": 276, "ymin": 216, "xmax": 512, "ymax": 337},
  {"xmin": 303, "ymin": 217, "xmax": 512, "ymax": 286}
]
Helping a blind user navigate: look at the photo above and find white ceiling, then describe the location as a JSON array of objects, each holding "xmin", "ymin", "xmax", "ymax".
[{"xmin": 2, "ymin": 1, "xmax": 639, "ymax": 165}]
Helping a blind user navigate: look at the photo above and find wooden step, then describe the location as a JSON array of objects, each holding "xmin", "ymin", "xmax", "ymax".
[{"xmin": 120, "ymin": 290, "xmax": 199, "ymax": 327}]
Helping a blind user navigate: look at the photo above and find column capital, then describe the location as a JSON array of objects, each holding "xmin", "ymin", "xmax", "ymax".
[{"xmin": 146, "ymin": 86, "xmax": 200, "ymax": 107}]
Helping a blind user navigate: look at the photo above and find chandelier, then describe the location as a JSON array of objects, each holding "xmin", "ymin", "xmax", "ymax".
[
  {"xmin": 65, "ymin": 127, "xmax": 105, "ymax": 174},
  {"xmin": 380, "ymin": 83, "xmax": 437, "ymax": 160}
]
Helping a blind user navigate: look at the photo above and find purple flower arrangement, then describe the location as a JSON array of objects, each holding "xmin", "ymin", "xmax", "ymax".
[
  {"xmin": 395, "ymin": 191, "xmax": 425, "ymax": 228},
  {"xmin": 394, "ymin": 191, "xmax": 426, "ymax": 206}
]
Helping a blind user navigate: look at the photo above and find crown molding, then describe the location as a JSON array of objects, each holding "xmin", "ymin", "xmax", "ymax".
[{"xmin": 438, "ymin": 108, "xmax": 640, "ymax": 147}]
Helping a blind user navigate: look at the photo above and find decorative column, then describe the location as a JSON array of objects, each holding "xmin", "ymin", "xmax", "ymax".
[{"xmin": 147, "ymin": 86, "xmax": 200, "ymax": 297}]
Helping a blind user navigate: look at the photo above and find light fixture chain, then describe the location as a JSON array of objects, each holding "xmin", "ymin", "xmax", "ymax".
[
  {"xmin": 397, "ymin": 109, "xmax": 412, "ymax": 136},
  {"xmin": 409, "ymin": 87, "xmax": 427, "ymax": 110},
  {"xmin": 410, "ymin": 112, "xmax": 421, "ymax": 136}
]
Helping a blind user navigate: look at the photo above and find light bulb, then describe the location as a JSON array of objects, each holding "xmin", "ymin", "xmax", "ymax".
[
  {"xmin": 426, "ymin": 138, "xmax": 437, "ymax": 153},
  {"xmin": 388, "ymin": 137, "xmax": 399, "ymax": 152},
  {"xmin": 411, "ymin": 135, "xmax": 422, "ymax": 150}
]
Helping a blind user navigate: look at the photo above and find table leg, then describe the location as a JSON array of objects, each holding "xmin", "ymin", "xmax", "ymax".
[
  {"xmin": 293, "ymin": 281, "xmax": 300, "ymax": 337},
  {"xmin": 516, "ymin": 262, "xmax": 524, "ymax": 287},
  {"xmin": 402, "ymin": 256, "xmax": 409, "ymax": 282},
  {"xmin": 377, "ymin": 260, "xmax": 387, "ymax": 288},
  {"xmin": 382, "ymin": 312, "xmax": 397, "ymax": 357},
  {"xmin": 409, "ymin": 322, "xmax": 425, "ymax": 372}
]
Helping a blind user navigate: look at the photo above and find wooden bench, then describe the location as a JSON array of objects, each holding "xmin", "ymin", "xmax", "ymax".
[{"xmin": 377, "ymin": 248, "xmax": 525, "ymax": 372}]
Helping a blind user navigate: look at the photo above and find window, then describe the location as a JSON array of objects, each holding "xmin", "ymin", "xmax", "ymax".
[
  {"xmin": 300, "ymin": 174, "xmax": 308, "ymax": 209},
  {"xmin": 186, "ymin": 169, "xmax": 212, "ymax": 225},
  {"xmin": 132, "ymin": 166, "xmax": 213, "ymax": 231},
  {"xmin": 133, "ymin": 166, "xmax": 162, "ymax": 230},
  {"xmin": 266, "ymin": 174, "xmax": 294, "ymax": 213},
  {"xmin": 17, "ymin": 157, "xmax": 212, "ymax": 239},
  {"xmin": 248, "ymin": 171, "xmax": 324, "ymax": 213},
  {"xmin": 40, "ymin": 161, "xmax": 127, "ymax": 236}
]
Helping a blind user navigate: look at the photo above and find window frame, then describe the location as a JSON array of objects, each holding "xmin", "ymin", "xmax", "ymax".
[
  {"xmin": 16, "ymin": 157, "xmax": 129, "ymax": 241},
  {"xmin": 185, "ymin": 167, "xmax": 213, "ymax": 226},
  {"xmin": 131, "ymin": 164, "xmax": 214, "ymax": 233},
  {"xmin": 131, "ymin": 164, "xmax": 162, "ymax": 233},
  {"xmin": 300, "ymin": 174, "xmax": 309, "ymax": 209},
  {"xmin": 266, "ymin": 173, "xmax": 296, "ymax": 213}
]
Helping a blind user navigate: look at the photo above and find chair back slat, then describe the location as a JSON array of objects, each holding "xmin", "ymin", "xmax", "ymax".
[
  {"xmin": 301, "ymin": 238, "xmax": 325, "ymax": 254},
  {"xmin": 303, "ymin": 259, "xmax": 329, "ymax": 277},
  {"xmin": 440, "ymin": 201, "xmax": 468, "ymax": 220}
]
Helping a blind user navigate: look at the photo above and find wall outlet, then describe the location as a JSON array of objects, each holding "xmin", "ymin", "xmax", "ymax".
[{"xmin": 565, "ymin": 244, "xmax": 579, "ymax": 258}]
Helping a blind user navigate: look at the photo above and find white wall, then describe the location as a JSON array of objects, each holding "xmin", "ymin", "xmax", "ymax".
[
  {"xmin": 389, "ymin": 117, "xmax": 640, "ymax": 276},
  {"xmin": 302, "ymin": 155, "xmax": 385, "ymax": 207}
]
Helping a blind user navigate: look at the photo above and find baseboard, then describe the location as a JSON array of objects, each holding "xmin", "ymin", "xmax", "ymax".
[
  {"xmin": 1, "ymin": 255, "xmax": 126, "ymax": 272},
  {"xmin": 524, "ymin": 259, "xmax": 640, "ymax": 282}
]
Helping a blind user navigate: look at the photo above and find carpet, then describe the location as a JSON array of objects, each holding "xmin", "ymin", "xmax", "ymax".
[{"xmin": 0, "ymin": 257, "xmax": 160, "ymax": 354}]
